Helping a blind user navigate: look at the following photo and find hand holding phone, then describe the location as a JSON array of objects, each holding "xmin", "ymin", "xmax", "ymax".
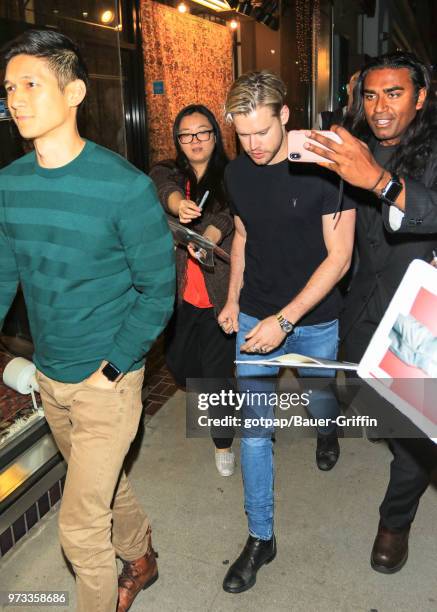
[{"xmin": 288, "ymin": 130, "xmax": 342, "ymax": 164}]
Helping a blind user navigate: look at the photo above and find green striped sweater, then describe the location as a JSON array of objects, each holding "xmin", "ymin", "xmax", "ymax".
[{"xmin": 0, "ymin": 140, "xmax": 175, "ymax": 382}]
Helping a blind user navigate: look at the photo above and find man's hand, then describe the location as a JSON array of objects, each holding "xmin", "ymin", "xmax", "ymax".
[
  {"xmin": 218, "ymin": 301, "xmax": 240, "ymax": 334},
  {"xmin": 178, "ymin": 199, "xmax": 202, "ymax": 224},
  {"xmin": 85, "ymin": 361, "xmax": 120, "ymax": 389},
  {"xmin": 240, "ymin": 315, "xmax": 286, "ymax": 353},
  {"xmin": 304, "ymin": 126, "xmax": 387, "ymax": 191}
]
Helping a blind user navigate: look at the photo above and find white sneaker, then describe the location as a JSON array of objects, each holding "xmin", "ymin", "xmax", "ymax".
[{"xmin": 215, "ymin": 449, "xmax": 235, "ymax": 477}]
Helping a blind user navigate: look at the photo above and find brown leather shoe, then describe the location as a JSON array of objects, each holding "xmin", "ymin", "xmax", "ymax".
[
  {"xmin": 117, "ymin": 544, "xmax": 159, "ymax": 612},
  {"xmin": 370, "ymin": 523, "xmax": 409, "ymax": 574}
]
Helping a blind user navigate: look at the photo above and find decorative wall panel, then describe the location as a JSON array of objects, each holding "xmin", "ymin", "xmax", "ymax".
[{"xmin": 140, "ymin": 0, "xmax": 236, "ymax": 165}]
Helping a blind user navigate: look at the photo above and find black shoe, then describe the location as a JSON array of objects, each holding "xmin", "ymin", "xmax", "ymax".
[
  {"xmin": 316, "ymin": 430, "xmax": 340, "ymax": 471},
  {"xmin": 223, "ymin": 534, "xmax": 276, "ymax": 593}
]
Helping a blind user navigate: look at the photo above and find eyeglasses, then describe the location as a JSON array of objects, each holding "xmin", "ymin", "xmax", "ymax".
[{"xmin": 177, "ymin": 130, "xmax": 214, "ymax": 144}]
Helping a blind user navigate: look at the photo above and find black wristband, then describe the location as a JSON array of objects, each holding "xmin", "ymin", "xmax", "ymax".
[{"xmin": 369, "ymin": 168, "xmax": 385, "ymax": 191}]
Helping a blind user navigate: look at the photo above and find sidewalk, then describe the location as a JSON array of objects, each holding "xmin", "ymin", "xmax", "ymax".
[{"xmin": 1, "ymin": 390, "xmax": 437, "ymax": 611}]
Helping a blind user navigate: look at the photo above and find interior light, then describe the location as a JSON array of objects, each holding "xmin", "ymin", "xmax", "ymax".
[
  {"xmin": 191, "ymin": 0, "xmax": 234, "ymax": 11},
  {"xmin": 178, "ymin": 1, "xmax": 188, "ymax": 12},
  {"xmin": 229, "ymin": 19, "xmax": 238, "ymax": 29},
  {"xmin": 100, "ymin": 9, "xmax": 115, "ymax": 24}
]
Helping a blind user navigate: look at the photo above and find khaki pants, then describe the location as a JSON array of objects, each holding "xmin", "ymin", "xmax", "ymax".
[{"xmin": 37, "ymin": 367, "xmax": 150, "ymax": 612}]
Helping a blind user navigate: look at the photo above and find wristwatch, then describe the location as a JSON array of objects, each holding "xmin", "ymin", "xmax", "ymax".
[
  {"xmin": 380, "ymin": 173, "xmax": 403, "ymax": 205},
  {"xmin": 276, "ymin": 312, "xmax": 295, "ymax": 334},
  {"xmin": 102, "ymin": 362, "xmax": 121, "ymax": 382}
]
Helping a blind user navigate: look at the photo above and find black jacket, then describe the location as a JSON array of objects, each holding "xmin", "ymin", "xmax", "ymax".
[
  {"xmin": 340, "ymin": 149, "xmax": 437, "ymax": 356},
  {"xmin": 382, "ymin": 153, "xmax": 437, "ymax": 233},
  {"xmin": 149, "ymin": 161, "xmax": 233, "ymax": 313}
]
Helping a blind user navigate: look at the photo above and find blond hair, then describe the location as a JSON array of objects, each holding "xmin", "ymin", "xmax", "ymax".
[{"xmin": 225, "ymin": 70, "xmax": 287, "ymax": 123}]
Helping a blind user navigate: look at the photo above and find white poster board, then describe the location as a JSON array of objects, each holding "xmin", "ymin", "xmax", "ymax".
[{"xmin": 358, "ymin": 259, "xmax": 437, "ymax": 442}]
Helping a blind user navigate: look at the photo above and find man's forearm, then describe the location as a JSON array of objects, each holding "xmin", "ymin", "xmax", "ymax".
[
  {"xmin": 281, "ymin": 253, "xmax": 350, "ymax": 324},
  {"xmin": 226, "ymin": 231, "xmax": 245, "ymax": 303},
  {"xmin": 107, "ymin": 178, "xmax": 176, "ymax": 371}
]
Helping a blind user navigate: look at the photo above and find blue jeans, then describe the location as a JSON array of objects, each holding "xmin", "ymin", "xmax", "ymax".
[{"xmin": 237, "ymin": 311, "xmax": 339, "ymax": 540}]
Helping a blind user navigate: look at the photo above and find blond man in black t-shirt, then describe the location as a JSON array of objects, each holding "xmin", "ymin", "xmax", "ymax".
[{"xmin": 217, "ymin": 70, "xmax": 356, "ymax": 594}]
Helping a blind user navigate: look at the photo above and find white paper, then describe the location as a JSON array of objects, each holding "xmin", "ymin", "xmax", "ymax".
[{"xmin": 235, "ymin": 353, "xmax": 358, "ymax": 370}]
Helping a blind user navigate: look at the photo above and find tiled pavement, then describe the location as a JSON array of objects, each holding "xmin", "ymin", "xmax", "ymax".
[{"xmin": 144, "ymin": 364, "xmax": 179, "ymax": 418}]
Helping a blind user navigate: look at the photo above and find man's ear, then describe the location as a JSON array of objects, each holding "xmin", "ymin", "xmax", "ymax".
[
  {"xmin": 416, "ymin": 87, "xmax": 426, "ymax": 110},
  {"xmin": 66, "ymin": 79, "xmax": 86, "ymax": 108},
  {"xmin": 280, "ymin": 104, "xmax": 290, "ymax": 126}
]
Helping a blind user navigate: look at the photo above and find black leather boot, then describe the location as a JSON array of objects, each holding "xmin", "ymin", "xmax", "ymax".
[
  {"xmin": 316, "ymin": 430, "xmax": 340, "ymax": 471},
  {"xmin": 223, "ymin": 534, "xmax": 276, "ymax": 593}
]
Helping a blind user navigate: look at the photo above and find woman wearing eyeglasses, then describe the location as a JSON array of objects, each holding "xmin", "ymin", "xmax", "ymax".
[{"xmin": 150, "ymin": 104, "xmax": 235, "ymax": 476}]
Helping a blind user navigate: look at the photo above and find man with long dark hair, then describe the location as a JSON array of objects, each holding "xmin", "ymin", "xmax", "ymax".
[
  {"xmin": 306, "ymin": 52, "xmax": 437, "ymax": 574},
  {"xmin": 0, "ymin": 29, "xmax": 175, "ymax": 611}
]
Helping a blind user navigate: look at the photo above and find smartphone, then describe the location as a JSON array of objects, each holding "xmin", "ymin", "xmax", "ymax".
[{"xmin": 287, "ymin": 130, "xmax": 342, "ymax": 164}]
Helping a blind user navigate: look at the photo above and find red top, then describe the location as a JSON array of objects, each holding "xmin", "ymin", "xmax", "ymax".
[
  {"xmin": 182, "ymin": 178, "xmax": 212, "ymax": 308},
  {"xmin": 183, "ymin": 257, "xmax": 212, "ymax": 308}
]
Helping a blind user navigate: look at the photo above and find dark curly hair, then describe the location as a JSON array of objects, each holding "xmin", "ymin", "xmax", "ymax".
[{"xmin": 344, "ymin": 52, "xmax": 437, "ymax": 185}]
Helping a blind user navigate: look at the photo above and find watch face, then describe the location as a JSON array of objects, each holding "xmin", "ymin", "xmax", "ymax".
[
  {"xmin": 278, "ymin": 319, "xmax": 293, "ymax": 333},
  {"xmin": 384, "ymin": 181, "xmax": 403, "ymax": 203},
  {"xmin": 283, "ymin": 321, "xmax": 293, "ymax": 333},
  {"xmin": 277, "ymin": 314, "xmax": 294, "ymax": 334},
  {"xmin": 102, "ymin": 363, "xmax": 120, "ymax": 381},
  {"xmin": 382, "ymin": 175, "xmax": 403, "ymax": 203}
]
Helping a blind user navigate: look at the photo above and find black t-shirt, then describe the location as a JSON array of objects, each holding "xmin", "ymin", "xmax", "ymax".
[{"xmin": 225, "ymin": 154, "xmax": 355, "ymax": 324}]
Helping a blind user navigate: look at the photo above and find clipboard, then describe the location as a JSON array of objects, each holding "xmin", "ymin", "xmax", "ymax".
[{"xmin": 167, "ymin": 218, "xmax": 230, "ymax": 266}]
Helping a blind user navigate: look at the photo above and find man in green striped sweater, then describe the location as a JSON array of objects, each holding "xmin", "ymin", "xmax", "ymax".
[{"xmin": 0, "ymin": 30, "xmax": 175, "ymax": 612}]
